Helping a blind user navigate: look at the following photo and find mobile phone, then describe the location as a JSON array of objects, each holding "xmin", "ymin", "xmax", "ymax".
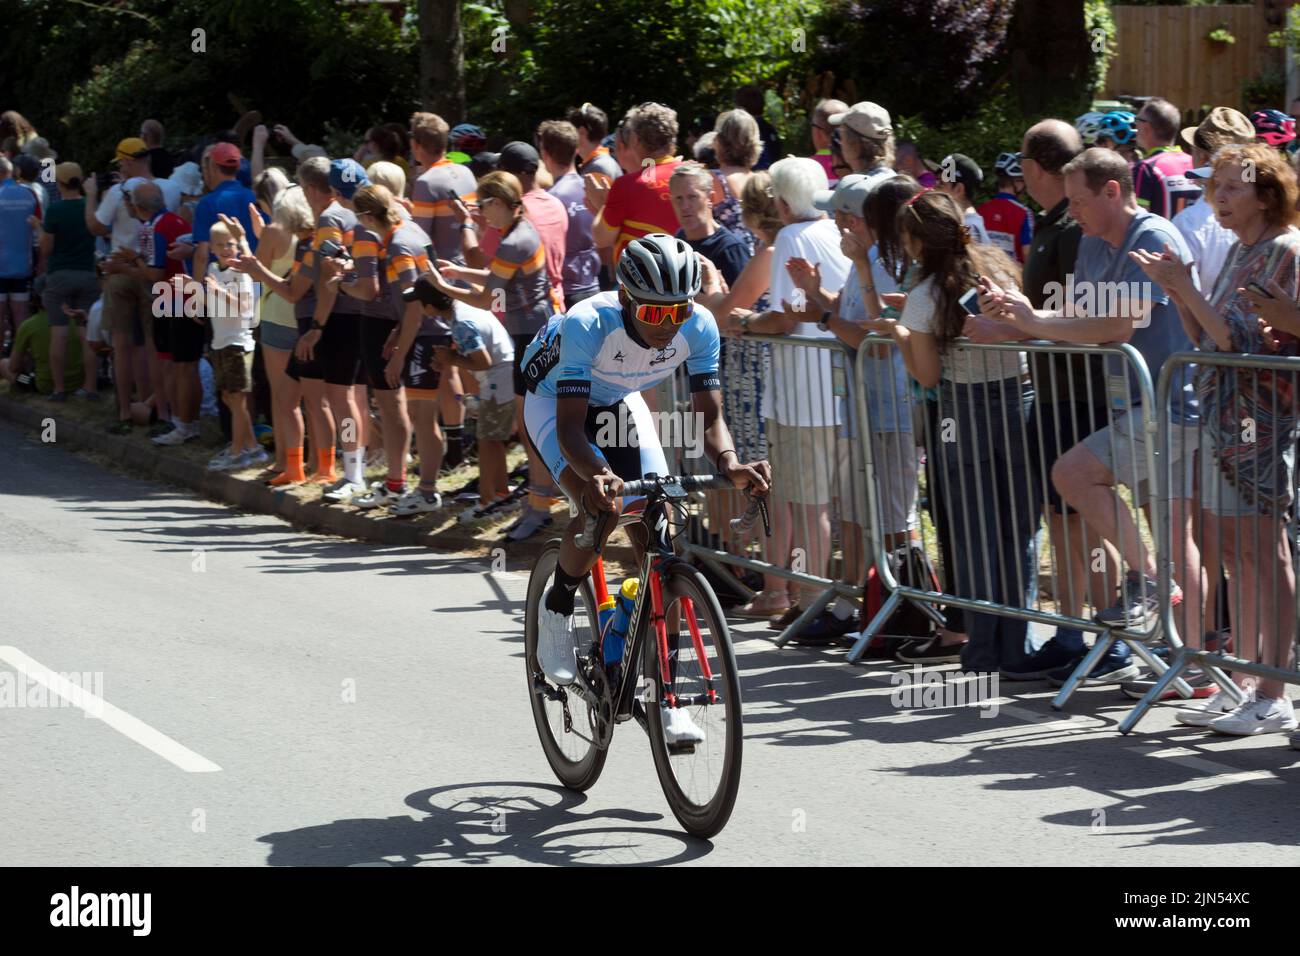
[
  {"xmin": 958, "ymin": 288, "xmax": 981, "ymax": 315},
  {"xmin": 1246, "ymin": 281, "xmax": 1273, "ymax": 300}
]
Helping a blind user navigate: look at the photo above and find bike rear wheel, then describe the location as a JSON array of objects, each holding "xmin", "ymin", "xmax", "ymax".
[
  {"xmin": 524, "ymin": 540, "xmax": 608, "ymax": 791},
  {"xmin": 644, "ymin": 561, "xmax": 743, "ymax": 839}
]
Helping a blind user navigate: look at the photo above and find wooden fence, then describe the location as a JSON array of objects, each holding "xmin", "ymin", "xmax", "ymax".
[{"xmin": 1103, "ymin": 3, "xmax": 1282, "ymax": 115}]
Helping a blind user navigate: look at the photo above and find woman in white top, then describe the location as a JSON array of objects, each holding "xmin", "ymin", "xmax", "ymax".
[{"xmin": 868, "ymin": 189, "xmax": 1037, "ymax": 673}]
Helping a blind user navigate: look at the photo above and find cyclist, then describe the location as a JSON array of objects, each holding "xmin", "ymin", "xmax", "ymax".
[{"xmin": 520, "ymin": 233, "xmax": 771, "ymax": 740}]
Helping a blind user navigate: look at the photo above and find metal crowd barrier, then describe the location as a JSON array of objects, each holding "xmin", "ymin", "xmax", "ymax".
[
  {"xmin": 844, "ymin": 337, "xmax": 1182, "ymax": 707},
  {"xmin": 654, "ymin": 331, "xmax": 869, "ymax": 643},
  {"xmin": 1119, "ymin": 351, "xmax": 1300, "ymax": 733}
]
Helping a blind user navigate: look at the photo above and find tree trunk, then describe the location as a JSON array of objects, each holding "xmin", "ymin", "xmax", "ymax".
[
  {"xmin": 1008, "ymin": 0, "xmax": 1091, "ymax": 116},
  {"xmin": 418, "ymin": 0, "xmax": 465, "ymax": 122}
]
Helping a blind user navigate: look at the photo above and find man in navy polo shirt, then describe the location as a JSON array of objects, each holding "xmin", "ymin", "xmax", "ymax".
[{"xmin": 192, "ymin": 142, "xmax": 259, "ymax": 284}]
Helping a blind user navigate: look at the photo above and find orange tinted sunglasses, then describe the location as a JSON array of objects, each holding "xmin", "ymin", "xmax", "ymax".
[{"xmin": 633, "ymin": 299, "xmax": 694, "ymax": 326}]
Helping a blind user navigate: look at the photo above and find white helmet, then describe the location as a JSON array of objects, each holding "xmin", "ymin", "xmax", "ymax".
[
  {"xmin": 1075, "ymin": 111, "xmax": 1105, "ymax": 146},
  {"xmin": 616, "ymin": 233, "xmax": 702, "ymax": 304}
]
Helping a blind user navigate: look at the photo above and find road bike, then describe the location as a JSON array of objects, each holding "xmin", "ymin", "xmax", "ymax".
[{"xmin": 523, "ymin": 473, "xmax": 770, "ymax": 839}]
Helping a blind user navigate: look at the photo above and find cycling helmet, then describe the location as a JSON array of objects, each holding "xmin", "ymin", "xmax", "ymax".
[
  {"xmin": 1075, "ymin": 111, "xmax": 1105, "ymax": 146},
  {"xmin": 994, "ymin": 151, "xmax": 1023, "ymax": 178},
  {"xmin": 616, "ymin": 234, "xmax": 702, "ymax": 304},
  {"xmin": 1098, "ymin": 110, "xmax": 1136, "ymax": 145},
  {"xmin": 1251, "ymin": 109, "xmax": 1296, "ymax": 147},
  {"xmin": 449, "ymin": 123, "xmax": 487, "ymax": 153}
]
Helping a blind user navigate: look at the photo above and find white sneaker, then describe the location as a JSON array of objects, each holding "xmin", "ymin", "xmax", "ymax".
[
  {"xmin": 661, "ymin": 707, "xmax": 707, "ymax": 746},
  {"xmin": 1175, "ymin": 686, "xmax": 1252, "ymax": 727},
  {"xmin": 235, "ymin": 446, "xmax": 270, "ymax": 469},
  {"xmin": 506, "ymin": 505, "xmax": 552, "ymax": 542},
  {"xmin": 537, "ymin": 602, "xmax": 577, "ymax": 685},
  {"xmin": 207, "ymin": 446, "xmax": 238, "ymax": 470},
  {"xmin": 323, "ymin": 479, "xmax": 367, "ymax": 503},
  {"xmin": 1208, "ymin": 696, "xmax": 1298, "ymax": 736},
  {"xmin": 392, "ymin": 489, "xmax": 442, "ymax": 516},
  {"xmin": 353, "ymin": 483, "xmax": 404, "ymax": 509},
  {"xmin": 152, "ymin": 422, "xmax": 196, "ymax": 446}
]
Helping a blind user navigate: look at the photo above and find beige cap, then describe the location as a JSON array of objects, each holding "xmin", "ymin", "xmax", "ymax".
[
  {"xmin": 55, "ymin": 161, "xmax": 84, "ymax": 185},
  {"xmin": 827, "ymin": 101, "xmax": 892, "ymax": 141}
]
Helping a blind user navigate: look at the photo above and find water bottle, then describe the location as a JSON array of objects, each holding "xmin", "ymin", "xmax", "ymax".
[
  {"xmin": 603, "ymin": 579, "xmax": 640, "ymax": 682},
  {"xmin": 596, "ymin": 595, "xmax": 616, "ymax": 641}
]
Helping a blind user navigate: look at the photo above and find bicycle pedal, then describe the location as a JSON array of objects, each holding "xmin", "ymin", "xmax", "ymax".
[{"xmin": 667, "ymin": 742, "xmax": 697, "ymax": 756}]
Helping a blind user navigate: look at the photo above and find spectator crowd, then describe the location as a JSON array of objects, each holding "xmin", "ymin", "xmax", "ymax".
[{"xmin": 2, "ymin": 90, "xmax": 1300, "ymax": 746}]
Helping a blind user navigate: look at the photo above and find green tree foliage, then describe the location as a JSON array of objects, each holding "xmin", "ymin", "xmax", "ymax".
[
  {"xmin": 1, "ymin": 0, "xmax": 417, "ymax": 169},
  {"xmin": 811, "ymin": 0, "xmax": 1017, "ymax": 126},
  {"xmin": 463, "ymin": 0, "xmax": 821, "ymax": 146}
]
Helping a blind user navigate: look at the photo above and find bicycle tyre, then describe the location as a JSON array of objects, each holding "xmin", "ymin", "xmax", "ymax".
[
  {"xmin": 524, "ymin": 540, "xmax": 609, "ymax": 791},
  {"xmin": 643, "ymin": 561, "xmax": 743, "ymax": 839}
]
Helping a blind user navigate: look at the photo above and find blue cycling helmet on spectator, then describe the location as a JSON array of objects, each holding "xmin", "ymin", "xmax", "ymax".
[{"xmin": 1098, "ymin": 111, "xmax": 1136, "ymax": 146}]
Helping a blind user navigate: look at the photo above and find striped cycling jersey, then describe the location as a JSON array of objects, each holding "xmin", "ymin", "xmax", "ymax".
[
  {"xmin": 411, "ymin": 159, "xmax": 477, "ymax": 263},
  {"xmin": 519, "ymin": 290, "xmax": 720, "ymax": 404}
]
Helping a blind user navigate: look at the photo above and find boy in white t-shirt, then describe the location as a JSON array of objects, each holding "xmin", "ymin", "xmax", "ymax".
[{"xmin": 204, "ymin": 219, "xmax": 263, "ymax": 471}]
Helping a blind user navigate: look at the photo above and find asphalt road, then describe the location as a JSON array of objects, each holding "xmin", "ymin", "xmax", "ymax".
[{"xmin": 3, "ymin": 419, "xmax": 1299, "ymax": 866}]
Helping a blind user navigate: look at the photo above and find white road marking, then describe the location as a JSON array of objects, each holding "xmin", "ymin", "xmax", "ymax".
[{"xmin": 0, "ymin": 645, "xmax": 222, "ymax": 773}]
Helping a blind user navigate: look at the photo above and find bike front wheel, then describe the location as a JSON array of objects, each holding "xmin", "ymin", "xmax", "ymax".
[
  {"xmin": 643, "ymin": 561, "xmax": 743, "ymax": 839},
  {"xmin": 524, "ymin": 540, "xmax": 608, "ymax": 791}
]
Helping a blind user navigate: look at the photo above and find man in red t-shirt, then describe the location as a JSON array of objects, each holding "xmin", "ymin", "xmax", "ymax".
[
  {"xmin": 586, "ymin": 102, "xmax": 682, "ymax": 261},
  {"xmin": 498, "ymin": 142, "xmax": 566, "ymax": 313}
]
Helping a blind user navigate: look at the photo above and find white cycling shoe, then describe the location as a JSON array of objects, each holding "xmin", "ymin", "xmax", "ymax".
[
  {"xmin": 537, "ymin": 599, "xmax": 578, "ymax": 686},
  {"xmin": 661, "ymin": 706, "xmax": 707, "ymax": 746}
]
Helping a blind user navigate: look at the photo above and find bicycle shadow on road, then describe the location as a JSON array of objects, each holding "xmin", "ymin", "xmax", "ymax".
[{"xmin": 257, "ymin": 781, "xmax": 714, "ymax": 866}]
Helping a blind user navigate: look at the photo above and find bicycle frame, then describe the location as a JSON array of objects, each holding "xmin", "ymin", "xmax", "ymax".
[{"xmin": 588, "ymin": 493, "xmax": 718, "ymax": 725}]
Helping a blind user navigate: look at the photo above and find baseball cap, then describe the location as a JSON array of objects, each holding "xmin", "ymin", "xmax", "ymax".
[
  {"xmin": 328, "ymin": 158, "xmax": 369, "ymax": 199},
  {"xmin": 813, "ymin": 173, "xmax": 874, "ymax": 216},
  {"xmin": 209, "ymin": 142, "xmax": 242, "ymax": 169},
  {"xmin": 1179, "ymin": 107, "xmax": 1255, "ymax": 154},
  {"xmin": 114, "ymin": 137, "xmax": 150, "ymax": 163},
  {"xmin": 469, "ymin": 151, "xmax": 500, "ymax": 179},
  {"xmin": 939, "ymin": 153, "xmax": 983, "ymax": 193},
  {"xmin": 1187, "ymin": 166, "xmax": 1213, "ymax": 180},
  {"xmin": 55, "ymin": 162, "xmax": 84, "ymax": 185},
  {"xmin": 498, "ymin": 141, "xmax": 541, "ymax": 176},
  {"xmin": 827, "ymin": 102, "xmax": 892, "ymax": 141}
]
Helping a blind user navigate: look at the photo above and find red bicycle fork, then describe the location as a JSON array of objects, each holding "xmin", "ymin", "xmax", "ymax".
[{"xmin": 649, "ymin": 569, "xmax": 718, "ymax": 708}]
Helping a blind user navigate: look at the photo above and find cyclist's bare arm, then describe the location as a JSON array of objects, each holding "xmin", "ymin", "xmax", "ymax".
[{"xmin": 691, "ymin": 389, "xmax": 771, "ymax": 495}]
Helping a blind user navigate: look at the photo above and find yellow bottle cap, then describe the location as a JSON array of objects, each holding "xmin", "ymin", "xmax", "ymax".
[{"xmin": 621, "ymin": 578, "xmax": 640, "ymax": 599}]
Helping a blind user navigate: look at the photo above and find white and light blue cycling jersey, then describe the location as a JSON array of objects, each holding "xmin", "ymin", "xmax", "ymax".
[{"xmin": 519, "ymin": 290, "xmax": 721, "ymax": 404}]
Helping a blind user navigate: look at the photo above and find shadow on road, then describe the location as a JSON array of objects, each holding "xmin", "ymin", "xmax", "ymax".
[{"xmin": 258, "ymin": 781, "xmax": 713, "ymax": 866}]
